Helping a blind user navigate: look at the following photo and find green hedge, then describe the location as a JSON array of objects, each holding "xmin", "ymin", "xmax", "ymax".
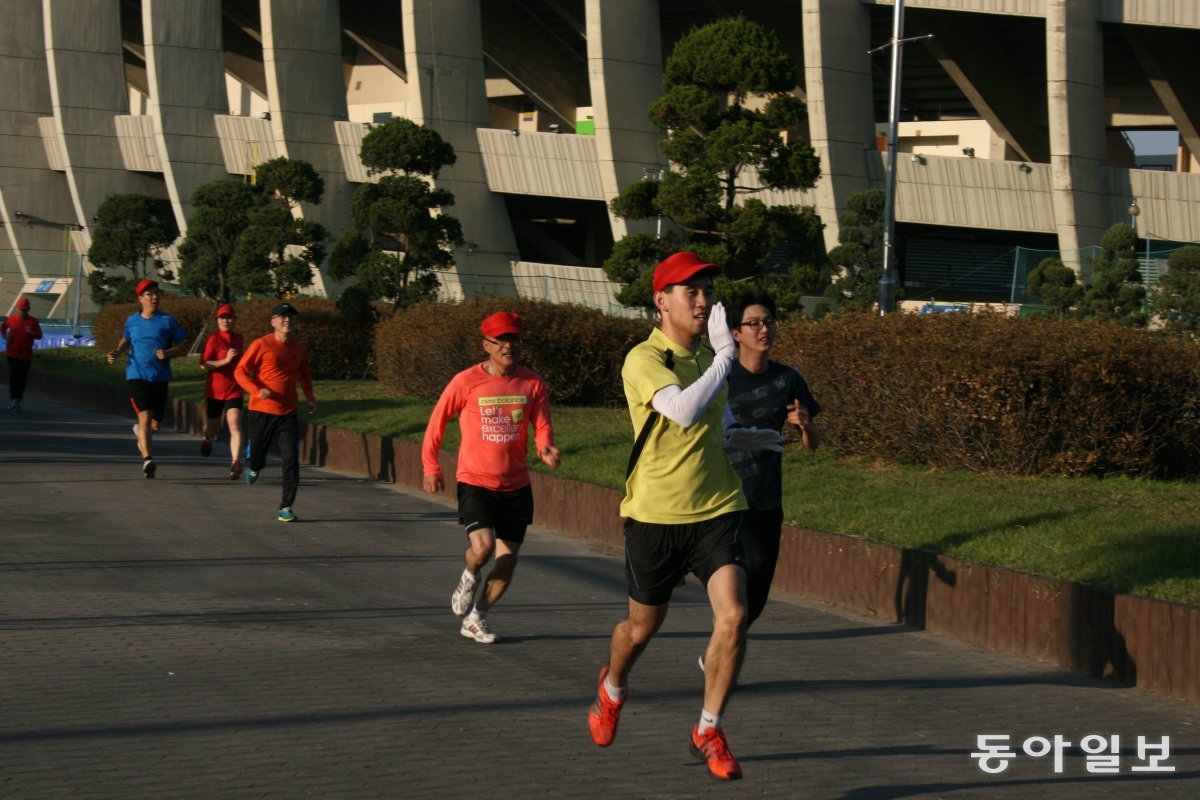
[
  {"xmin": 375, "ymin": 297, "xmax": 652, "ymax": 406},
  {"xmin": 93, "ymin": 296, "xmax": 373, "ymax": 381},
  {"xmin": 773, "ymin": 311, "xmax": 1200, "ymax": 478}
]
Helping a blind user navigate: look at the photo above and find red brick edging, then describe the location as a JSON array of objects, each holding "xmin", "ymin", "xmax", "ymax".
[{"xmin": 16, "ymin": 365, "xmax": 1199, "ymax": 704}]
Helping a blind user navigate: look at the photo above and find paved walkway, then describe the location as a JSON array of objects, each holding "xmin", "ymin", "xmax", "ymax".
[{"xmin": 0, "ymin": 391, "xmax": 1197, "ymax": 799}]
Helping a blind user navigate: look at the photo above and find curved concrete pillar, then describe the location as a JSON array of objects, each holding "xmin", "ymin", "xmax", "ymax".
[
  {"xmin": 143, "ymin": 0, "xmax": 229, "ymax": 232},
  {"xmin": 0, "ymin": 0, "xmax": 77, "ymax": 286},
  {"xmin": 585, "ymin": 0, "xmax": 663, "ymax": 240},
  {"xmin": 403, "ymin": 0, "xmax": 519, "ymax": 297},
  {"xmin": 1046, "ymin": 0, "xmax": 1108, "ymax": 259},
  {"xmin": 43, "ymin": 0, "xmax": 166, "ymax": 245},
  {"xmin": 261, "ymin": 0, "xmax": 354, "ymax": 295},
  {"xmin": 802, "ymin": 0, "xmax": 878, "ymax": 252}
]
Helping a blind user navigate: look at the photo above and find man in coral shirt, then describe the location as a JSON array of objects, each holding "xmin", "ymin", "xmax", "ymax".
[
  {"xmin": 422, "ymin": 311, "xmax": 560, "ymax": 644},
  {"xmin": 3, "ymin": 297, "xmax": 43, "ymax": 411},
  {"xmin": 200, "ymin": 304, "xmax": 245, "ymax": 480},
  {"xmin": 234, "ymin": 302, "xmax": 315, "ymax": 523}
]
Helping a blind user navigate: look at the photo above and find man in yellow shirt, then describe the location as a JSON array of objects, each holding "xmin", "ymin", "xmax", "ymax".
[{"xmin": 587, "ymin": 251, "xmax": 749, "ymax": 781}]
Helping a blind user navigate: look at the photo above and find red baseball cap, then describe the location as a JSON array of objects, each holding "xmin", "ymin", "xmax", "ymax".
[
  {"xmin": 481, "ymin": 311, "xmax": 523, "ymax": 339},
  {"xmin": 135, "ymin": 278, "xmax": 159, "ymax": 296},
  {"xmin": 15, "ymin": 297, "xmax": 30, "ymax": 310},
  {"xmin": 652, "ymin": 251, "xmax": 720, "ymax": 292},
  {"xmin": 215, "ymin": 304, "xmax": 236, "ymax": 318}
]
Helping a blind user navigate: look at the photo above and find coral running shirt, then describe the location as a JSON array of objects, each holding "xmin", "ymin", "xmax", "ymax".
[
  {"xmin": 202, "ymin": 330, "xmax": 245, "ymax": 401},
  {"xmin": 422, "ymin": 364, "xmax": 555, "ymax": 492},
  {"xmin": 234, "ymin": 333, "xmax": 314, "ymax": 415}
]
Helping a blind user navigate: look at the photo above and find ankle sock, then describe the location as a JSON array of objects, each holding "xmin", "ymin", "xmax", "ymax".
[
  {"xmin": 604, "ymin": 676, "xmax": 626, "ymax": 703},
  {"xmin": 698, "ymin": 709, "xmax": 721, "ymax": 734}
]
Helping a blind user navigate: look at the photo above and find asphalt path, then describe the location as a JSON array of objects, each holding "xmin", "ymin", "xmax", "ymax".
[{"xmin": 0, "ymin": 391, "xmax": 1197, "ymax": 799}]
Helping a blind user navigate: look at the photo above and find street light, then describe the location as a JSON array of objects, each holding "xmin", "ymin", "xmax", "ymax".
[
  {"xmin": 1129, "ymin": 201, "xmax": 1149, "ymax": 277},
  {"xmin": 642, "ymin": 166, "xmax": 665, "ymax": 239},
  {"xmin": 871, "ymin": 0, "xmax": 934, "ymax": 314}
]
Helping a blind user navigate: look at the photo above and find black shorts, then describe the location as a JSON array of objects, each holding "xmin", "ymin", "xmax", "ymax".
[
  {"xmin": 623, "ymin": 511, "xmax": 745, "ymax": 606},
  {"xmin": 206, "ymin": 396, "xmax": 244, "ymax": 419},
  {"xmin": 128, "ymin": 379, "xmax": 169, "ymax": 422},
  {"xmin": 456, "ymin": 482, "xmax": 534, "ymax": 544}
]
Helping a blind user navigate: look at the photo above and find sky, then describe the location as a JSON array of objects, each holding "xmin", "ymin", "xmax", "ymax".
[{"xmin": 1127, "ymin": 130, "xmax": 1179, "ymax": 156}]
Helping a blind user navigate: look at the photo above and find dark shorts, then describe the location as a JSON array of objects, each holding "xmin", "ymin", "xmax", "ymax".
[
  {"xmin": 128, "ymin": 379, "xmax": 169, "ymax": 422},
  {"xmin": 206, "ymin": 396, "xmax": 244, "ymax": 419},
  {"xmin": 456, "ymin": 482, "xmax": 534, "ymax": 544},
  {"xmin": 624, "ymin": 511, "xmax": 745, "ymax": 606}
]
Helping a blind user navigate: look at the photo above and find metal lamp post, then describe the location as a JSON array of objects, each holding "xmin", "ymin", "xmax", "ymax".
[
  {"xmin": 873, "ymin": 0, "xmax": 932, "ymax": 314},
  {"xmin": 1129, "ymin": 201, "xmax": 1149, "ymax": 278}
]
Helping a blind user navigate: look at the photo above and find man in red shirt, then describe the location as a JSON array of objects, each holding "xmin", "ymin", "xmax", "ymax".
[
  {"xmin": 2, "ymin": 298, "xmax": 43, "ymax": 411},
  {"xmin": 422, "ymin": 311, "xmax": 560, "ymax": 644},
  {"xmin": 234, "ymin": 303, "xmax": 315, "ymax": 522},
  {"xmin": 200, "ymin": 304, "xmax": 246, "ymax": 479}
]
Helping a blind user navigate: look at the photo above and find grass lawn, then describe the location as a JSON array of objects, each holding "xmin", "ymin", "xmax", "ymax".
[{"xmin": 33, "ymin": 348, "xmax": 1200, "ymax": 605}]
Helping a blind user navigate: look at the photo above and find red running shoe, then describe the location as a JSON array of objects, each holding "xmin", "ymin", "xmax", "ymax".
[
  {"xmin": 690, "ymin": 725, "xmax": 742, "ymax": 780},
  {"xmin": 588, "ymin": 665, "xmax": 624, "ymax": 747},
  {"xmin": 200, "ymin": 436, "xmax": 213, "ymax": 457}
]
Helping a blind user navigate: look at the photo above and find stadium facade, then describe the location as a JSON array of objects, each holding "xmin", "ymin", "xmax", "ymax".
[{"xmin": 3, "ymin": 0, "xmax": 1199, "ymax": 317}]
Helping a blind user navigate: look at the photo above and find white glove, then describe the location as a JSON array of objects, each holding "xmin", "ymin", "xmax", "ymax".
[
  {"xmin": 725, "ymin": 427, "xmax": 785, "ymax": 452},
  {"xmin": 707, "ymin": 302, "xmax": 734, "ymax": 356}
]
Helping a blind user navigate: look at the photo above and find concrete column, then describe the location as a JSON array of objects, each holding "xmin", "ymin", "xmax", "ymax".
[
  {"xmin": 43, "ymin": 0, "xmax": 166, "ymax": 244},
  {"xmin": 261, "ymin": 0, "xmax": 354, "ymax": 295},
  {"xmin": 0, "ymin": 0, "xmax": 77, "ymax": 291},
  {"xmin": 585, "ymin": 0, "xmax": 663, "ymax": 240},
  {"xmin": 143, "ymin": 0, "xmax": 229, "ymax": 233},
  {"xmin": 1046, "ymin": 0, "xmax": 1108, "ymax": 260},
  {"xmin": 802, "ymin": 0, "xmax": 879, "ymax": 253},
  {"xmin": 403, "ymin": 0, "xmax": 519, "ymax": 296}
]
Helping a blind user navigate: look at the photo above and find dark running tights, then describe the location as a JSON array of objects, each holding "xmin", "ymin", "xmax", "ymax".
[
  {"xmin": 742, "ymin": 507, "xmax": 785, "ymax": 628},
  {"xmin": 7, "ymin": 358, "xmax": 31, "ymax": 400}
]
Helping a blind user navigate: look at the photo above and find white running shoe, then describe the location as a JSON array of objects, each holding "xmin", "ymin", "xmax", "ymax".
[
  {"xmin": 450, "ymin": 572, "xmax": 478, "ymax": 616},
  {"xmin": 460, "ymin": 614, "xmax": 496, "ymax": 644}
]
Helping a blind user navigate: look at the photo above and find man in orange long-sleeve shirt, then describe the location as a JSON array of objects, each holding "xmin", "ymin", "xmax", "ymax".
[
  {"xmin": 235, "ymin": 302, "xmax": 315, "ymax": 523},
  {"xmin": 422, "ymin": 311, "xmax": 560, "ymax": 643}
]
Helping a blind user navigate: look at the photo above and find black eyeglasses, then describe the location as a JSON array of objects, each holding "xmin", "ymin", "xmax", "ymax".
[
  {"xmin": 484, "ymin": 336, "xmax": 523, "ymax": 346},
  {"xmin": 738, "ymin": 318, "xmax": 777, "ymax": 331}
]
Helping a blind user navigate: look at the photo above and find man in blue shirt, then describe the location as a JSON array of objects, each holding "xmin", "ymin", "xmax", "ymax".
[{"xmin": 106, "ymin": 279, "xmax": 189, "ymax": 478}]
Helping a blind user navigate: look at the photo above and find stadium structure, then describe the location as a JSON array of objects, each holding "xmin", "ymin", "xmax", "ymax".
[{"xmin": 2, "ymin": 0, "xmax": 1199, "ymax": 318}]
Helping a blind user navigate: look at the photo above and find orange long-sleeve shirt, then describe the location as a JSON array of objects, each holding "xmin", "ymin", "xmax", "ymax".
[
  {"xmin": 422, "ymin": 364, "xmax": 555, "ymax": 491},
  {"xmin": 234, "ymin": 333, "xmax": 314, "ymax": 415}
]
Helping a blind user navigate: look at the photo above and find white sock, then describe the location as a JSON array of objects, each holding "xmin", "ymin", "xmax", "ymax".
[
  {"xmin": 468, "ymin": 605, "xmax": 486, "ymax": 619},
  {"xmin": 462, "ymin": 568, "xmax": 477, "ymax": 583},
  {"xmin": 604, "ymin": 676, "xmax": 626, "ymax": 703},
  {"xmin": 697, "ymin": 709, "xmax": 721, "ymax": 734}
]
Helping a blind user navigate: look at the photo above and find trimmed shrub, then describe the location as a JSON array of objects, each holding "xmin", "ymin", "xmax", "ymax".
[
  {"xmin": 93, "ymin": 296, "xmax": 371, "ymax": 380},
  {"xmin": 92, "ymin": 296, "xmax": 210, "ymax": 353},
  {"xmin": 375, "ymin": 297, "xmax": 652, "ymax": 406},
  {"xmin": 773, "ymin": 311, "xmax": 1200, "ymax": 478}
]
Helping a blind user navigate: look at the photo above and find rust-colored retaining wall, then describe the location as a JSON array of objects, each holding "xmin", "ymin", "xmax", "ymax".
[{"xmin": 10, "ymin": 362, "xmax": 1199, "ymax": 704}]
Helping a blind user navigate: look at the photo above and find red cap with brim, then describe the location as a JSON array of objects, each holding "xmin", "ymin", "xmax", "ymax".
[
  {"xmin": 135, "ymin": 279, "xmax": 159, "ymax": 296},
  {"xmin": 215, "ymin": 304, "xmax": 236, "ymax": 318},
  {"xmin": 15, "ymin": 298, "xmax": 31, "ymax": 310},
  {"xmin": 652, "ymin": 251, "xmax": 719, "ymax": 292},
  {"xmin": 481, "ymin": 311, "xmax": 523, "ymax": 339}
]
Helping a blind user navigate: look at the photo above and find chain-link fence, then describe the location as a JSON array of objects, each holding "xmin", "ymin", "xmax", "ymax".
[{"xmin": 1009, "ymin": 244, "xmax": 1180, "ymax": 307}]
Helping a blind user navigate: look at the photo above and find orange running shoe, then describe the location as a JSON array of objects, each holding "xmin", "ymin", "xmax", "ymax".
[
  {"xmin": 690, "ymin": 725, "xmax": 742, "ymax": 780},
  {"xmin": 588, "ymin": 665, "xmax": 624, "ymax": 747}
]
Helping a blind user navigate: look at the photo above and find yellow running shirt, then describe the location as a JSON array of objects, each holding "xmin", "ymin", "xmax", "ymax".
[{"xmin": 620, "ymin": 327, "xmax": 746, "ymax": 524}]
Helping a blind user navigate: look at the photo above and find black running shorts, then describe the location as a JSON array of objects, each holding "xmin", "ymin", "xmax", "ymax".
[
  {"xmin": 206, "ymin": 396, "xmax": 244, "ymax": 419},
  {"xmin": 128, "ymin": 379, "xmax": 170, "ymax": 422},
  {"xmin": 456, "ymin": 482, "xmax": 534, "ymax": 544},
  {"xmin": 623, "ymin": 511, "xmax": 745, "ymax": 606}
]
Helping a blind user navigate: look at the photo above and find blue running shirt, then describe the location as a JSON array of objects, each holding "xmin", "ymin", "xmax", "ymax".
[{"xmin": 123, "ymin": 311, "xmax": 187, "ymax": 382}]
